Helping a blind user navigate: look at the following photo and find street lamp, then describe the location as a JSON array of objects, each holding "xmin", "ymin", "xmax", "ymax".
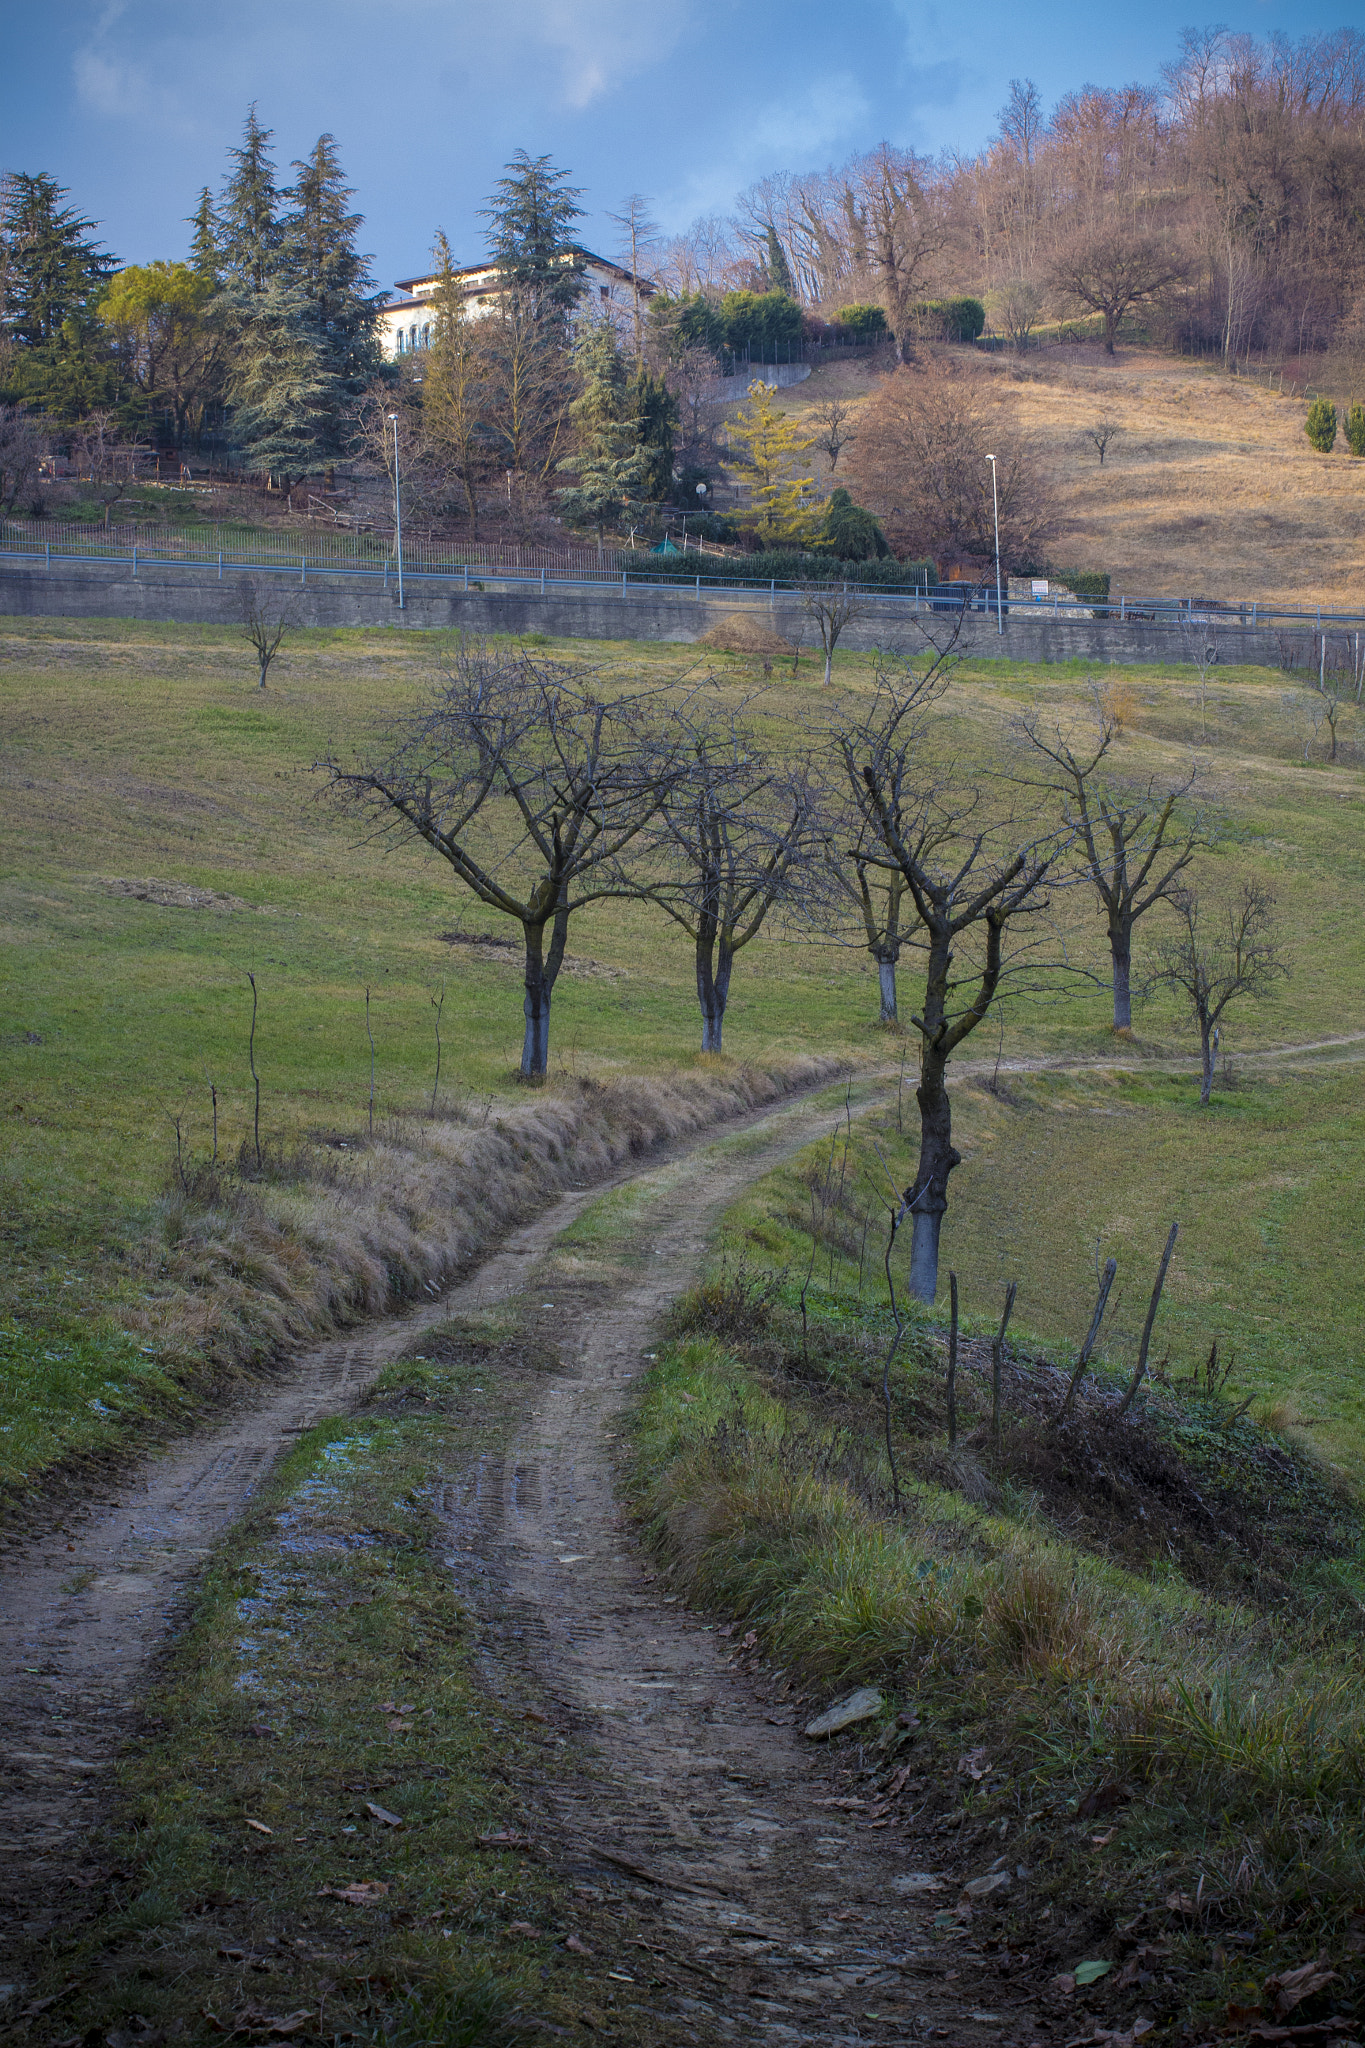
[
  {"xmin": 985, "ymin": 453, "xmax": 1002, "ymax": 635},
  {"xmin": 388, "ymin": 412, "xmax": 404, "ymax": 610}
]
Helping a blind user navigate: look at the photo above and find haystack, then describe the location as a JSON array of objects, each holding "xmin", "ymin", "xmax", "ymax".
[{"xmin": 697, "ymin": 612, "xmax": 797, "ymax": 658}]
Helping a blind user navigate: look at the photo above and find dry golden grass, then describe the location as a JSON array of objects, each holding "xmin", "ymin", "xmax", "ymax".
[{"xmin": 778, "ymin": 346, "xmax": 1365, "ymax": 609}]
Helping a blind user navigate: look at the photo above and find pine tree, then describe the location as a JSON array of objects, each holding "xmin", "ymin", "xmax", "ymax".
[
  {"xmin": 1305, "ymin": 397, "xmax": 1337, "ymax": 453},
  {"xmin": 216, "ymin": 106, "xmax": 282, "ymax": 293},
  {"xmin": 727, "ymin": 380, "xmax": 817, "ymax": 540},
  {"xmin": 0, "ymin": 172, "xmax": 121, "ymax": 417},
  {"xmin": 188, "ymin": 189, "xmax": 219, "ymax": 287},
  {"xmin": 629, "ymin": 368, "xmax": 677, "ymax": 501},
  {"xmin": 480, "ymin": 152, "xmax": 586, "ymax": 335},
  {"xmin": 226, "ymin": 285, "xmax": 336, "ymax": 489},
  {"xmin": 765, "ymin": 222, "xmax": 796, "ymax": 298},
  {"xmin": 285, "ymin": 135, "xmax": 381, "ymax": 395},
  {"xmin": 1345, "ymin": 402, "xmax": 1365, "ymax": 457},
  {"xmin": 557, "ymin": 318, "xmax": 649, "ymax": 529}
]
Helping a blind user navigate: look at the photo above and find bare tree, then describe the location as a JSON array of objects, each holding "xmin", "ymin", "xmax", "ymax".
[
  {"xmin": 69, "ymin": 412, "xmax": 143, "ymax": 522},
  {"xmin": 993, "ymin": 277, "xmax": 1045, "ymax": 352},
  {"xmin": 832, "ymin": 627, "xmax": 1066, "ymax": 1299},
  {"xmin": 1178, "ymin": 615, "xmax": 1220, "ymax": 742},
  {"xmin": 1083, "ymin": 417, "xmax": 1122, "ymax": 465},
  {"xmin": 608, "ymin": 193, "xmax": 661, "ymax": 368},
  {"xmin": 0, "ymin": 404, "xmax": 48, "ymax": 513},
  {"xmin": 802, "ymin": 584, "xmax": 875, "ymax": 688},
  {"xmin": 238, "ymin": 577, "xmax": 290, "ymax": 690},
  {"xmin": 840, "ymin": 145, "xmax": 949, "ymax": 359},
  {"xmin": 1049, "ymin": 231, "xmax": 1188, "ymax": 355},
  {"xmin": 811, "ymin": 394, "xmax": 854, "ymax": 471},
  {"xmin": 319, "ymin": 646, "xmax": 682, "ymax": 1078},
  {"xmin": 845, "ymin": 365, "xmax": 1055, "ymax": 567},
  {"xmin": 819, "ymin": 845, "xmax": 919, "ymax": 1025},
  {"xmin": 1149, "ymin": 881, "xmax": 1288, "ymax": 1104},
  {"xmin": 1311, "ymin": 663, "xmax": 1350, "ymax": 761},
  {"xmin": 651, "ymin": 701, "xmax": 817, "ymax": 1053},
  {"xmin": 1017, "ymin": 699, "xmax": 1207, "ymax": 1030}
]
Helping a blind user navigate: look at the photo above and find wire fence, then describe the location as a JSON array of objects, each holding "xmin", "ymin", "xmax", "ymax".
[{"xmin": 4, "ymin": 516, "xmax": 1364, "ymax": 635}]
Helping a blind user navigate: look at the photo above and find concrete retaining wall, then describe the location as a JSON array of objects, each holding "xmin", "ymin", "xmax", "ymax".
[{"xmin": 0, "ymin": 558, "xmax": 1311, "ymax": 670}]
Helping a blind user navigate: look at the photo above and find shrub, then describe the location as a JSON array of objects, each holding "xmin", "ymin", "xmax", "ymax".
[
  {"xmin": 1346, "ymin": 403, "xmax": 1365, "ymax": 457},
  {"xmin": 834, "ymin": 303, "xmax": 888, "ymax": 339},
  {"xmin": 719, "ymin": 290, "xmax": 804, "ymax": 358},
  {"xmin": 820, "ymin": 485, "xmax": 890, "ymax": 560},
  {"xmin": 1305, "ymin": 397, "xmax": 1338, "ymax": 452},
  {"xmin": 1050, "ymin": 567, "xmax": 1111, "ymax": 599},
  {"xmin": 909, "ymin": 297, "xmax": 986, "ymax": 343}
]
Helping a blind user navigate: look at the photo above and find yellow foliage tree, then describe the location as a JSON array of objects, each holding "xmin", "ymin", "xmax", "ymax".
[{"xmin": 728, "ymin": 379, "xmax": 818, "ymax": 541}]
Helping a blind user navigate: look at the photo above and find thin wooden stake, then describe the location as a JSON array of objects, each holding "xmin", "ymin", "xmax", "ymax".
[
  {"xmin": 1059, "ymin": 1257, "xmax": 1118, "ymax": 1421},
  {"xmin": 946, "ymin": 1270, "xmax": 959, "ymax": 1448},
  {"xmin": 991, "ymin": 1280, "xmax": 1018, "ymax": 1455},
  {"xmin": 430, "ymin": 981, "xmax": 446, "ymax": 1114},
  {"xmin": 1118, "ymin": 1222, "xmax": 1178, "ymax": 1417},
  {"xmin": 210, "ymin": 1081, "xmax": 218, "ymax": 1167},
  {"xmin": 881, "ymin": 1207, "xmax": 904, "ymax": 1512},
  {"xmin": 247, "ymin": 971, "xmax": 262, "ymax": 1170},
  {"xmin": 365, "ymin": 987, "xmax": 376, "ymax": 1139}
]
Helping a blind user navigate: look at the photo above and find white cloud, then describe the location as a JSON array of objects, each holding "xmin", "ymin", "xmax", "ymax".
[{"xmin": 72, "ymin": 46, "xmax": 155, "ymax": 118}]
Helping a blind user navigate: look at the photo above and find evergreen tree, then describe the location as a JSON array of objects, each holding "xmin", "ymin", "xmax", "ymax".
[
  {"xmin": 188, "ymin": 189, "xmax": 219, "ymax": 287},
  {"xmin": 765, "ymin": 222, "xmax": 796, "ymax": 298},
  {"xmin": 226, "ymin": 286, "xmax": 336, "ymax": 488},
  {"xmin": 480, "ymin": 152, "xmax": 586, "ymax": 335},
  {"xmin": 819, "ymin": 485, "xmax": 889, "ymax": 559},
  {"xmin": 285, "ymin": 135, "xmax": 382, "ymax": 395},
  {"xmin": 727, "ymin": 379, "xmax": 817, "ymax": 540},
  {"xmin": 216, "ymin": 106, "xmax": 282, "ymax": 292},
  {"xmin": 558, "ymin": 318, "xmax": 648, "ymax": 528},
  {"xmin": 629, "ymin": 368, "xmax": 677, "ymax": 501},
  {"xmin": 0, "ymin": 172, "xmax": 121, "ymax": 417}
]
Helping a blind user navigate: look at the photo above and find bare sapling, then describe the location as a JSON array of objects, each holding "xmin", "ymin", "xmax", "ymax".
[
  {"xmin": 818, "ymin": 842, "xmax": 918, "ymax": 1025},
  {"xmin": 247, "ymin": 971, "xmax": 262, "ymax": 1169},
  {"xmin": 209, "ymin": 1079, "xmax": 218, "ymax": 1166},
  {"xmin": 1117, "ymin": 1222, "xmax": 1178, "ymax": 1417},
  {"xmin": 430, "ymin": 981, "xmax": 446, "ymax": 1113},
  {"xmin": 991, "ymin": 1280, "xmax": 1018, "ymax": 1455},
  {"xmin": 238, "ymin": 577, "xmax": 289, "ymax": 690},
  {"xmin": 319, "ymin": 644, "xmax": 686, "ymax": 1079},
  {"xmin": 800, "ymin": 1126, "xmax": 840, "ymax": 1366},
  {"xmin": 1149, "ymin": 881, "xmax": 1288, "ymax": 1104},
  {"xmin": 172, "ymin": 1113, "xmax": 188, "ymax": 1194},
  {"xmin": 834, "ymin": 634, "xmax": 1068, "ymax": 1301},
  {"xmin": 802, "ymin": 585, "xmax": 874, "ymax": 689},
  {"xmin": 1058, "ymin": 1255, "xmax": 1118, "ymax": 1420},
  {"xmin": 1017, "ymin": 693, "xmax": 1207, "ymax": 1032},
  {"xmin": 1084, "ymin": 418, "xmax": 1122, "ymax": 465},
  {"xmin": 651, "ymin": 697, "xmax": 817, "ymax": 1055},
  {"xmin": 946, "ymin": 1269, "xmax": 959, "ymax": 1447}
]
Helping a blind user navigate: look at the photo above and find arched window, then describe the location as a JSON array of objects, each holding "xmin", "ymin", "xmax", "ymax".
[{"xmin": 421, "ymin": 323, "xmax": 430, "ymax": 349}]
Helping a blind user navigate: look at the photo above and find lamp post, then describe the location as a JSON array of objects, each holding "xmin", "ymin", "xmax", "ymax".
[
  {"xmin": 388, "ymin": 412, "xmax": 404, "ymax": 610},
  {"xmin": 985, "ymin": 453, "xmax": 1002, "ymax": 635}
]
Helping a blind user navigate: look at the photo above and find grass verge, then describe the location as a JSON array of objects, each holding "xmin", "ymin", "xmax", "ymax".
[{"xmin": 625, "ymin": 1109, "xmax": 1365, "ymax": 2043}]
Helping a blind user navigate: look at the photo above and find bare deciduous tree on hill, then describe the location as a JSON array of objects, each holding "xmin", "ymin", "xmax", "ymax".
[
  {"xmin": 0, "ymin": 404, "xmax": 47, "ymax": 513},
  {"xmin": 846, "ymin": 366, "xmax": 1055, "ymax": 567},
  {"xmin": 831, "ymin": 630, "xmax": 1068, "ymax": 1300},
  {"xmin": 651, "ymin": 700, "xmax": 818, "ymax": 1054},
  {"xmin": 320, "ymin": 646, "xmax": 683, "ymax": 1078},
  {"xmin": 1017, "ymin": 698, "xmax": 1209, "ymax": 1030},
  {"xmin": 1049, "ymin": 231, "xmax": 1189, "ymax": 354},
  {"xmin": 1149, "ymin": 881, "xmax": 1288, "ymax": 1103}
]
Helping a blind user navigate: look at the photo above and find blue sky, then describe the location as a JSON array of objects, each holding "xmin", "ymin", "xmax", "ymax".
[{"xmin": 4, "ymin": 0, "xmax": 1362, "ymax": 292}]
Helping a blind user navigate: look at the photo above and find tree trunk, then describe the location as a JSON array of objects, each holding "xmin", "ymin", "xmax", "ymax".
[
  {"xmin": 1103, "ymin": 306, "xmax": 1118, "ymax": 355},
  {"xmin": 521, "ymin": 910, "xmax": 567, "ymax": 1079},
  {"xmin": 1199, "ymin": 1020, "xmax": 1214, "ymax": 1105},
  {"xmin": 876, "ymin": 954, "xmax": 898, "ymax": 1024},
  {"xmin": 1111, "ymin": 920, "xmax": 1133, "ymax": 1030},
  {"xmin": 824, "ymin": 641, "xmax": 834, "ymax": 687},
  {"xmin": 906, "ymin": 1040, "xmax": 960, "ymax": 1303},
  {"xmin": 696, "ymin": 929, "xmax": 733, "ymax": 1054}
]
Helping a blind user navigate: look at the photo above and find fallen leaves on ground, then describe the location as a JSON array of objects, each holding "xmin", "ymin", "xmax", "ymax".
[
  {"xmin": 1076, "ymin": 1783, "xmax": 1132, "ymax": 1820},
  {"xmin": 364, "ymin": 1801, "xmax": 403, "ymax": 1828},
  {"xmin": 1264, "ymin": 1958, "xmax": 1340, "ymax": 2019},
  {"xmin": 315, "ymin": 1881, "xmax": 388, "ymax": 1906},
  {"xmin": 476, "ymin": 1830, "xmax": 537, "ymax": 1851},
  {"xmin": 564, "ymin": 1935, "xmax": 594, "ymax": 1955},
  {"xmin": 958, "ymin": 1747, "xmax": 992, "ymax": 1781}
]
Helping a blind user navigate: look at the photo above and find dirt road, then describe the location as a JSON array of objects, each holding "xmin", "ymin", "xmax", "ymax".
[{"xmin": 0, "ymin": 1078, "xmax": 1046, "ymax": 2040}]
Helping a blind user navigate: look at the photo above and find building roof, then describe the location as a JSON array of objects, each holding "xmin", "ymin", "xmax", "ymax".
[{"xmin": 392, "ymin": 246, "xmax": 656, "ymax": 296}]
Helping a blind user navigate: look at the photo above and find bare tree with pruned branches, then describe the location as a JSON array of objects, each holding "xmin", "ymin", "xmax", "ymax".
[
  {"xmin": 238, "ymin": 576, "xmax": 290, "ymax": 689},
  {"xmin": 649, "ymin": 698, "xmax": 818, "ymax": 1054},
  {"xmin": 830, "ymin": 626, "xmax": 1068, "ymax": 1300},
  {"xmin": 1148, "ymin": 881, "xmax": 1288, "ymax": 1104},
  {"xmin": 1017, "ymin": 695, "xmax": 1209, "ymax": 1030},
  {"xmin": 319, "ymin": 644, "xmax": 686, "ymax": 1078}
]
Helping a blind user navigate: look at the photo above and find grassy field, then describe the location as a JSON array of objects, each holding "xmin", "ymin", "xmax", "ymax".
[
  {"xmin": 777, "ymin": 343, "xmax": 1365, "ymax": 611},
  {"xmin": 2, "ymin": 612, "xmax": 1363, "ymax": 1490}
]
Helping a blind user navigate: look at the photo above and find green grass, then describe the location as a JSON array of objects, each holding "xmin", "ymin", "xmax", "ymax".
[
  {"xmin": 625, "ymin": 1123, "xmax": 1365, "ymax": 2039},
  {"xmin": 3, "ymin": 612, "xmax": 1364, "ymax": 1482},
  {"xmin": 12, "ymin": 1314, "xmax": 664, "ymax": 2047}
]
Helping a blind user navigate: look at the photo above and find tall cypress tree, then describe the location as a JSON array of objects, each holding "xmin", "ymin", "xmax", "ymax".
[
  {"xmin": 765, "ymin": 222, "xmax": 796, "ymax": 298},
  {"xmin": 216, "ymin": 106, "xmax": 282, "ymax": 293},
  {"xmin": 188, "ymin": 188, "xmax": 219, "ymax": 287},
  {"xmin": 480, "ymin": 152, "xmax": 586, "ymax": 336},
  {"xmin": 558, "ymin": 317, "xmax": 648, "ymax": 528},
  {"xmin": 284, "ymin": 135, "xmax": 382, "ymax": 396},
  {"xmin": 0, "ymin": 172, "xmax": 121, "ymax": 416}
]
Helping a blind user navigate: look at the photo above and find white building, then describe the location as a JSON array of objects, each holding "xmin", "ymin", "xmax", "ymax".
[{"xmin": 378, "ymin": 247, "xmax": 658, "ymax": 358}]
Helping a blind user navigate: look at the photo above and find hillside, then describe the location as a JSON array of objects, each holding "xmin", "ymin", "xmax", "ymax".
[{"xmin": 772, "ymin": 344, "xmax": 1365, "ymax": 613}]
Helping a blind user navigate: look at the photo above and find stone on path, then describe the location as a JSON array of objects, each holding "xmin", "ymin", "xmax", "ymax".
[{"xmin": 803, "ymin": 1687, "xmax": 884, "ymax": 1739}]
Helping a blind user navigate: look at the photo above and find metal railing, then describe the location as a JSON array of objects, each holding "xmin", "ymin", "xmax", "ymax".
[{"xmin": 3, "ymin": 519, "xmax": 1364, "ymax": 635}]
